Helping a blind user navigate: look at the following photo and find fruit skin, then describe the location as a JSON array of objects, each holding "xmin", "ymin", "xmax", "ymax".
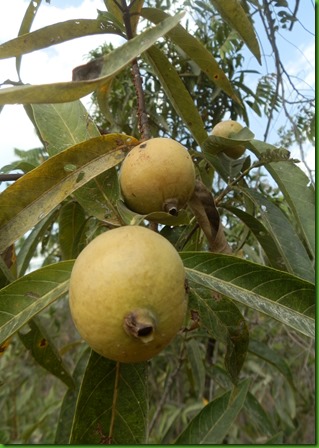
[
  {"xmin": 119, "ymin": 137, "xmax": 195, "ymax": 215},
  {"xmin": 211, "ymin": 120, "xmax": 246, "ymax": 159},
  {"xmin": 69, "ymin": 226, "xmax": 188, "ymax": 363}
]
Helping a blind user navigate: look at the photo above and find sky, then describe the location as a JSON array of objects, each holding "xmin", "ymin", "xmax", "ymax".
[{"xmin": 0, "ymin": 0, "xmax": 315, "ymax": 178}]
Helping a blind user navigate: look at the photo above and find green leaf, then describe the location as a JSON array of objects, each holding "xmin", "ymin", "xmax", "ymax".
[
  {"xmin": 0, "ymin": 133, "xmax": 137, "ymax": 252},
  {"xmin": 16, "ymin": 0, "xmax": 42, "ymax": 79},
  {"xmin": 145, "ymin": 45, "xmax": 208, "ymax": 146},
  {"xmin": 189, "ymin": 287, "xmax": 249, "ymax": 383},
  {"xmin": 210, "ymin": 0, "xmax": 261, "ymax": 64},
  {"xmin": 0, "ymin": 12, "xmax": 185, "ymax": 104},
  {"xmin": 176, "ymin": 379, "xmax": 250, "ymax": 444},
  {"xmin": 186, "ymin": 338, "xmax": 206, "ymax": 398},
  {"xmin": 180, "ymin": 252, "xmax": 315, "ymax": 338},
  {"xmin": 55, "ymin": 348, "xmax": 91, "ymax": 444},
  {"xmin": 248, "ymin": 339, "xmax": 295, "ymax": 389},
  {"xmin": 240, "ymin": 188, "xmax": 315, "ymax": 283},
  {"xmin": 32, "ymin": 101, "xmax": 123, "ymax": 223},
  {"xmin": 69, "ymin": 351, "xmax": 148, "ymax": 444},
  {"xmin": 19, "ymin": 317, "xmax": 74, "ymax": 388},
  {"xmin": 58, "ymin": 201, "xmax": 87, "ymax": 260},
  {"xmin": 32, "ymin": 101, "xmax": 100, "ymax": 156},
  {"xmin": 0, "ymin": 260, "xmax": 73, "ymax": 345},
  {"xmin": 248, "ymin": 139, "xmax": 315, "ymax": 259},
  {"xmin": 222, "ymin": 204, "xmax": 287, "ymax": 271},
  {"xmin": 244, "ymin": 391, "xmax": 277, "ymax": 437},
  {"xmin": 141, "ymin": 8, "xmax": 240, "ymax": 103},
  {"xmin": 0, "ymin": 19, "xmax": 123, "ymax": 60},
  {"xmin": 17, "ymin": 209, "xmax": 59, "ymax": 276}
]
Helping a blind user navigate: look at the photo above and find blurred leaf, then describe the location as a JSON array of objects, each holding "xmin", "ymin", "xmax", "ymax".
[
  {"xmin": 58, "ymin": 201, "xmax": 86, "ymax": 260},
  {"xmin": 19, "ymin": 317, "xmax": 74, "ymax": 388},
  {"xmin": 0, "ymin": 133, "xmax": 137, "ymax": 252},
  {"xmin": 248, "ymin": 139, "xmax": 315, "ymax": 259},
  {"xmin": 186, "ymin": 338, "xmax": 206, "ymax": 398},
  {"xmin": 16, "ymin": 0, "xmax": 42, "ymax": 79},
  {"xmin": 32, "ymin": 101, "xmax": 100, "ymax": 156},
  {"xmin": 0, "ymin": 12, "xmax": 185, "ymax": 104},
  {"xmin": 265, "ymin": 432, "xmax": 284, "ymax": 444},
  {"xmin": 55, "ymin": 348, "xmax": 90, "ymax": 444},
  {"xmin": 0, "ymin": 19, "xmax": 123, "ymax": 60},
  {"xmin": 222, "ymin": 204, "xmax": 287, "ymax": 271},
  {"xmin": 244, "ymin": 391, "xmax": 277, "ymax": 437},
  {"xmin": 130, "ymin": 0, "xmax": 145, "ymax": 35},
  {"xmin": 17, "ymin": 209, "xmax": 59, "ymax": 276},
  {"xmin": 145, "ymin": 45, "xmax": 208, "ymax": 146},
  {"xmin": 0, "ymin": 260, "xmax": 73, "ymax": 345},
  {"xmin": 240, "ymin": 188, "xmax": 315, "ymax": 283},
  {"xmin": 103, "ymin": 1, "xmax": 125, "ymax": 28},
  {"xmin": 181, "ymin": 252, "xmax": 315, "ymax": 338},
  {"xmin": 176, "ymin": 379, "xmax": 250, "ymax": 443},
  {"xmin": 69, "ymin": 351, "xmax": 148, "ymax": 444},
  {"xmin": 141, "ymin": 8, "xmax": 240, "ymax": 102},
  {"xmin": 210, "ymin": 0, "xmax": 261, "ymax": 63},
  {"xmin": 189, "ymin": 287, "xmax": 249, "ymax": 383},
  {"xmin": 248, "ymin": 339, "xmax": 295, "ymax": 389}
]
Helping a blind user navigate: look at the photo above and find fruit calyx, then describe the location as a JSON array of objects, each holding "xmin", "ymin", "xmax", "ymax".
[
  {"xmin": 163, "ymin": 198, "xmax": 179, "ymax": 216},
  {"xmin": 123, "ymin": 308, "xmax": 158, "ymax": 343}
]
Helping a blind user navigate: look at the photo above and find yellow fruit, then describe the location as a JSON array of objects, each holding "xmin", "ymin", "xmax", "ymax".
[
  {"xmin": 69, "ymin": 226, "xmax": 188, "ymax": 363},
  {"xmin": 119, "ymin": 137, "xmax": 195, "ymax": 216},
  {"xmin": 211, "ymin": 120, "xmax": 246, "ymax": 159}
]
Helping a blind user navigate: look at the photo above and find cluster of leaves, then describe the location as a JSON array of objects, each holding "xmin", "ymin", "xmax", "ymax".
[{"xmin": 0, "ymin": 0, "xmax": 315, "ymax": 444}]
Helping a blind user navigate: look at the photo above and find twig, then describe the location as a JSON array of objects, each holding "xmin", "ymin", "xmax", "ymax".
[
  {"xmin": 121, "ymin": 0, "xmax": 151, "ymax": 140},
  {"xmin": 0, "ymin": 173, "xmax": 23, "ymax": 182}
]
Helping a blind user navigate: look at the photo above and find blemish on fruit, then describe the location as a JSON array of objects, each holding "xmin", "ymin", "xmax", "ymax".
[{"xmin": 39, "ymin": 338, "xmax": 48, "ymax": 348}]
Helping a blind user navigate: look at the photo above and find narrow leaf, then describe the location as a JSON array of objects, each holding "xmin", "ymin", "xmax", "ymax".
[
  {"xmin": 176, "ymin": 379, "xmax": 250, "ymax": 444},
  {"xmin": 69, "ymin": 351, "xmax": 148, "ymax": 444},
  {"xmin": 0, "ymin": 19, "xmax": 123, "ymax": 59},
  {"xmin": 248, "ymin": 139, "xmax": 315, "ymax": 259},
  {"xmin": 17, "ymin": 209, "xmax": 59, "ymax": 276},
  {"xmin": 58, "ymin": 201, "xmax": 87, "ymax": 260},
  {"xmin": 222, "ymin": 204, "xmax": 293, "ymax": 271},
  {"xmin": 0, "ymin": 12, "xmax": 185, "ymax": 104},
  {"xmin": 141, "ymin": 8, "xmax": 240, "ymax": 103},
  {"xmin": 19, "ymin": 316, "xmax": 74, "ymax": 388},
  {"xmin": 16, "ymin": 0, "xmax": 42, "ymax": 78},
  {"xmin": 241, "ymin": 188, "xmax": 315, "ymax": 283},
  {"xmin": 55, "ymin": 348, "xmax": 90, "ymax": 444},
  {"xmin": 181, "ymin": 252, "xmax": 315, "ymax": 338},
  {"xmin": 210, "ymin": 0, "xmax": 261, "ymax": 63},
  {"xmin": 189, "ymin": 287, "xmax": 249, "ymax": 383},
  {"xmin": 0, "ymin": 134, "xmax": 137, "ymax": 252},
  {"xmin": 186, "ymin": 338, "xmax": 206, "ymax": 398},
  {"xmin": 244, "ymin": 392, "xmax": 277, "ymax": 437},
  {"xmin": 145, "ymin": 45, "xmax": 208, "ymax": 146},
  {"xmin": 0, "ymin": 260, "xmax": 74, "ymax": 345},
  {"xmin": 248, "ymin": 339, "xmax": 295, "ymax": 389}
]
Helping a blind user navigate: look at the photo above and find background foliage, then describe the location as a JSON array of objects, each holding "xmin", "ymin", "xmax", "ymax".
[{"xmin": 0, "ymin": 0, "xmax": 315, "ymax": 444}]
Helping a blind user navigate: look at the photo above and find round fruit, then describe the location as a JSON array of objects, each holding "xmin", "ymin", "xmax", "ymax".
[
  {"xmin": 119, "ymin": 137, "xmax": 195, "ymax": 216},
  {"xmin": 211, "ymin": 120, "xmax": 246, "ymax": 159},
  {"xmin": 69, "ymin": 226, "xmax": 188, "ymax": 363}
]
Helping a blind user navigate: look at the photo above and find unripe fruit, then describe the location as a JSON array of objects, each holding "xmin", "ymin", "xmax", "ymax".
[
  {"xmin": 211, "ymin": 120, "xmax": 246, "ymax": 159},
  {"xmin": 119, "ymin": 137, "xmax": 195, "ymax": 216},
  {"xmin": 69, "ymin": 226, "xmax": 188, "ymax": 363}
]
